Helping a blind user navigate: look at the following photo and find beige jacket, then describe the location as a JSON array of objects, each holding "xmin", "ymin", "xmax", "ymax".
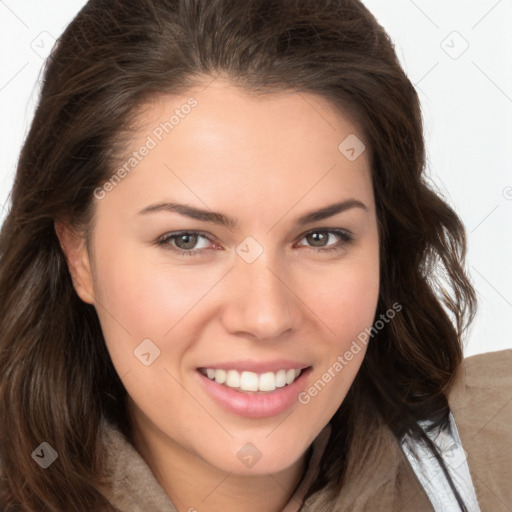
[{"xmin": 99, "ymin": 349, "xmax": 512, "ymax": 511}]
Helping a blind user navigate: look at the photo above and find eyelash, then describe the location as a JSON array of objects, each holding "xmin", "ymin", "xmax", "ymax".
[{"xmin": 155, "ymin": 229, "xmax": 354, "ymax": 258}]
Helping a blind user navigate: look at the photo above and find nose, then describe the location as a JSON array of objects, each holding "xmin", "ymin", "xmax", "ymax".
[{"xmin": 219, "ymin": 252, "xmax": 301, "ymax": 341}]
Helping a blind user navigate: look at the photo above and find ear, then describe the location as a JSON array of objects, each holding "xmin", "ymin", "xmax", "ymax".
[{"xmin": 54, "ymin": 219, "xmax": 96, "ymax": 304}]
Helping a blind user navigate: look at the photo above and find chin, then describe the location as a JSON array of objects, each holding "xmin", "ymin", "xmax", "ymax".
[{"xmin": 196, "ymin": 436, "xmax": 306, "ymax": 476}]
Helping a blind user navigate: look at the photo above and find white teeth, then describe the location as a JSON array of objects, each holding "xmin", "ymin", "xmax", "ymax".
[
  {"xmin": 275, "ymin": 369, "xmax": 287, "ymax": 388},
  {"xmin": 203, "ymin": 367, "xmax": 304, "ymax": 392},
  {"xmin": 259, "ymin": 372, "xmax": 276, "ymax": 392},
  {"xmin": 240, "ymin": 371, "xmax": 259, "ymax": 391},
  {"xmin": 214, "ymin": 369, "xmax": 226, "ymax": 384},
  {"xmin": 286, "ymin": 369, "xmax": 296, "ymax": 385},
  {"xmin": 226, "ymin": 370, "xmax": 240, "ymax": 388}
]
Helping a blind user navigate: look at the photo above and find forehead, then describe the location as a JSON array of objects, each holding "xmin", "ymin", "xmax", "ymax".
[
  {"xmin": 131, "ymin": 79, "xmax": 365, "ymax": 157},
  {"xmin": 99, "ymin": 79, "xmax": 373, "ymax": 221}
]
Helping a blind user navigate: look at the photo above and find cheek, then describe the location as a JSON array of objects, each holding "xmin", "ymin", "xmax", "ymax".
[
  {"xmin": 296, "ymin": 248, "xmax": 379, "ymax": 418},
  {"xmin": 296, "ymin": 276, "xmax": 378, "ymax": 431},
  {"xmin": 89, "ymin": 238, "xmax": 231, "ymax": 388},
  {"xmin": 317, "ymin": 271, "xmax": 378, "ymax": 360},
  {"xmin": 320, "ymin": 273, "xmax": 378, "ymax": 332},
  {"xmin": 90, "ymin": 246, "xmax": 204, "ymax": 421},
  {"xmin": 304, "ymin": 254, "xmax": 380, "ymax": 346},
  {"xmin": 92, "ymin": 244, "xmax": 217, "ymax": 338}
]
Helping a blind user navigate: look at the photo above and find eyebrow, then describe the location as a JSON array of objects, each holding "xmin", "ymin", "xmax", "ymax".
[{"xmin": 138, "ymin": 198, "xmax": 368, "ymax": 229}]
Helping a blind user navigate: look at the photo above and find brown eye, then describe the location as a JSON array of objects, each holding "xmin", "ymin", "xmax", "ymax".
[
  {"xmin": 156, "ymin": 231, "xmax": 213, "ymax": 256},
  {"xmin": 297, "ymin": 229, "xmax": 354, "ymax": 253},
  {"xmin": 174, "ymin": 233, "xmax": 200, "ymax": 250},
  {"xmin": 305, "ymin": 231, "xmax": 330, "ymax": 247}
]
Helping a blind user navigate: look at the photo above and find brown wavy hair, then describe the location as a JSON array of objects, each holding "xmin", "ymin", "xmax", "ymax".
[{"xmin": 0, "ymin": 0, "xmax": 476, "ymax": 510}]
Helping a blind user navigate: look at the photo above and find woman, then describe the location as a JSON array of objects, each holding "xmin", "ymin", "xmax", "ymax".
[{"xmin": 0, "ymin": 1, "xmax": 510, "ymax": 511}]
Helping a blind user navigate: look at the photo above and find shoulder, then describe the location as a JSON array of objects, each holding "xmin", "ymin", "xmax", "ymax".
[
  {"xmin": 460, "ymin": 348, "xmax": 512, "ymax": 382},
  {"xmin": 448, "ymin": 349, "xmax": 512, "ymax": 511},
  {"xmin": 449, "ymin": 349, "xmax": 512, "ymax": 415},
  {"xmin": 449, "ymin": 348, "xmax": 512, "ymax": 438}
]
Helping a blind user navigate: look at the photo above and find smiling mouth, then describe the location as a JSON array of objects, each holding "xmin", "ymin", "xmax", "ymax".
[{"xmin": 197, "ymin": 367, "xmax": 310, "ymax": 394}]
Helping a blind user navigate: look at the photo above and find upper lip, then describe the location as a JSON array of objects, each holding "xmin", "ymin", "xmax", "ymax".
[{"xmin": 197, "ymin": 359, "xmax": 311, "ymax": 374}]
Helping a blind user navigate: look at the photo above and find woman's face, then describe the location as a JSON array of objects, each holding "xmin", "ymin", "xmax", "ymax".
[{"xmin": 64, "ymin": 79, "xmax": 380, "ymax": 475}]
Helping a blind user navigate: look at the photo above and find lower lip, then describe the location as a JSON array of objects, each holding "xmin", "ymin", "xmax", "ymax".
[{"xmin": 197, "ymin": 367, "xmax": 312, "ymax": 419}]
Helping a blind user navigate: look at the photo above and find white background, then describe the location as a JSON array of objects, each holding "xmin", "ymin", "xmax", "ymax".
[{"xmin": 1, "ymin": 1, "xmax": 511, "ymax": 356}]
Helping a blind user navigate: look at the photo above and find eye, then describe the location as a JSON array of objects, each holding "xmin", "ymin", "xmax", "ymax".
[
  {"xmin": 156, "ymin": 231, "xmax": 216, "ymax": 257},
  {"xmin": 295, "ymin": 229, "xmax": 354, "ymax": 253}
]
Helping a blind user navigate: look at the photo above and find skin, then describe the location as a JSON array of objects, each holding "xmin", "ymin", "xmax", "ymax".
[{"xmin": 56, "ymin": 78, "xmax": 380, "ymax": 512}]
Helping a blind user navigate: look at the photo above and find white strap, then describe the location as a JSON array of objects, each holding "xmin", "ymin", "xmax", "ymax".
[{"xmin": 401, "ymin": 412, "xmax": 481, "ymax": 511}]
